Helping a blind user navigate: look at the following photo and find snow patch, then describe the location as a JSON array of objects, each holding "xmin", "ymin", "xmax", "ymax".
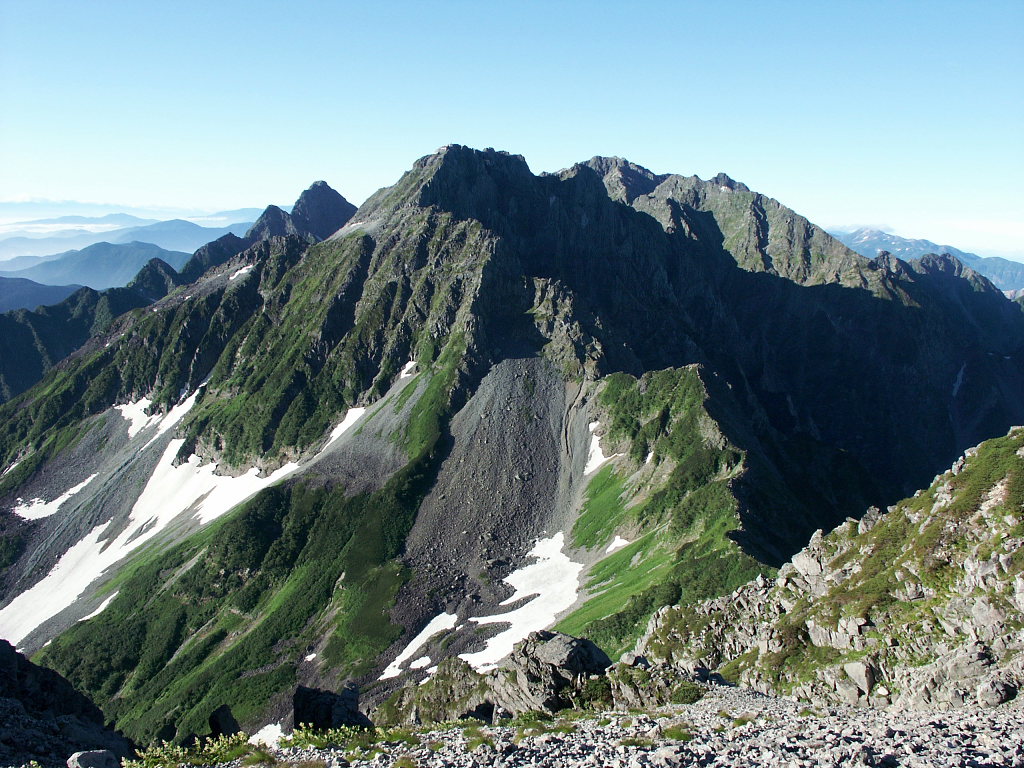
[
  {"xmin": 248, "ymin": 723, "xmax": 283, "ymax": 747},
  {"xmin": 584, "ymin": 423, "xmax": 622, "ymax": 475},
  {"xmin": 78, "ymin": 592, "xmax": 118, "ymax": 622},
  {"xmin": 605, "ymin": 536, "xmax": 630, "ymax": 554},
  {"xmin": 304, "ymin": 653, "xmax": 317, "ymax": 662},
  {"xmin": 459, "ymin": 532, "xmax": 583, "ymax": 671},
  {"xmin": 326, "ymin": 407, "xmax": 367, "ymax": 447},
  {"xmin": 399, "ymin": 360, "xmax": 417, "ymax": 379},
  {"xmin": 229, "ymin": 264, "xmax": 254, "ymax": 281},
  {"xmin": 2, "ymin": 460, "xmax": 20, "ymax": 477},
  {"xmin": 12, "ymin": 474, "xmax": 98, "ymax": 521},
  {"xmin": 115, "ymin": 398, "xmax": 157, "ymax": 438},
  {"xmin": 141, "ymin": 386, "xmax": 204, "ymax": 450},
  {"xmin": 409, "ymin": 655, "xmax": 432, "ymax": 669},
  {"xmin": 380, "ymin": 612, "xmax": 458, "ymax": 680},
  {"xmin": 0, "ymin": 388, "xmax": 303, "ymax": 646},
  {"xmin": 952, "ymin": 362, "xmax": 966, "ymax": 398}
]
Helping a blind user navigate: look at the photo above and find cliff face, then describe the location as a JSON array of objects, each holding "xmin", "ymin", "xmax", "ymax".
[{"xmin": 638, "ymin": 427, "xmax": 1024, "ymax": 710}]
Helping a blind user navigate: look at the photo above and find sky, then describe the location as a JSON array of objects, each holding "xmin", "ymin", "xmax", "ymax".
[{"xmin": 2, "ymin": 0, "xmax": 1022, "ymax": 258}]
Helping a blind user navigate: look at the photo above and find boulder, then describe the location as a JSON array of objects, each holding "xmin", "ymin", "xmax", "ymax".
[
  {"xmin": 976, "ymin": 679, "xmax": 1016, "ymax": 708},
  {"xmin": 489, "ymin": 631, "xmax": 611, "ymax": 714},
  {"xmin": 843, "ymin": 661, "xmax": 876, "ymax": 695},
  {"xmin": 376, "ymin": 631, "xmax": 611, "ymax": 725},
  {"xmin": 67, "ymin": 751, "xmax": 118, "ymax": 768}
]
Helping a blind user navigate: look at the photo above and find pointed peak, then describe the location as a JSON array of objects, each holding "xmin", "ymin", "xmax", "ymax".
[
  {"xmin": 244, "ymin": 204, "xmax": 302, "ymax": 243},
  {"xmin": 291, "ymin": 181, "xmax": 356, "ymax": 240}
]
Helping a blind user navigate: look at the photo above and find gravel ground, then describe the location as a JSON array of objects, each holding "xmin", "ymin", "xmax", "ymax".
[{"xmin": 259, "ymin": 686, "xmax": 1024, "ymax": 768}]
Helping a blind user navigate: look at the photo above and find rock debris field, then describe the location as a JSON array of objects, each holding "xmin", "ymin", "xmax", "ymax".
[{"xmin": 261, "ymin": 687, "xmax": 1022, "ymax": 768}]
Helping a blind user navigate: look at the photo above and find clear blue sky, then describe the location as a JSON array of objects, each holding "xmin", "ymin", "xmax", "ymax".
[{"xmin": 2, "ymin": 0, "xmax": 1022, "ymax": 257}]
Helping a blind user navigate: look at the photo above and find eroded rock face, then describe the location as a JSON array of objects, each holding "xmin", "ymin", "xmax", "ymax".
[
  {"xmin": 635, "ymin": 429, "xmax": 1024, "ymax": 711},
  {"xmin": 0, "ymin": 640, "xmax": 132, "ymax": 767}
]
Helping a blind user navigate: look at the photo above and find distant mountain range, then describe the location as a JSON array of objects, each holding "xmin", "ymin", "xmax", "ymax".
[
  {"xmin": 0, "ymin": 242, "xmax": 191, "ymax": 291},
  {"xmin": 0, "ymin": 276, "xmax": 81, "ymax": 313},
  {"xmin": 831, "ymin": 227, "xmax": 1024, "ymax": 292},
  {"xmin": 0, "ymin": 218, "xmax": 254, "ymax": 260}
]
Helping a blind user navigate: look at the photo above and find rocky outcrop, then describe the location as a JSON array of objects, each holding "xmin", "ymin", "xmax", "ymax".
[
  {"xmin": 637, "ymin": 428, "xmax": 1024, "ymax": 711},
  {"xmin": 376, "ymin": 631, "xmax": 611, "ymax": 725},
  {"xmin": 0, "ymin": 640, "xmax": 132, "ymax": 767}
]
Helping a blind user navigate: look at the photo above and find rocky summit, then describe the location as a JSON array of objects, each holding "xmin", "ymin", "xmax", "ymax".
[{"xmin": 0, "ymin": 145, "xmax": 1021, "ymax": 764}]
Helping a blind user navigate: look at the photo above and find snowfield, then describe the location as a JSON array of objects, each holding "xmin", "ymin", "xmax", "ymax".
[
  {"xmin": 459, "ymin": 532, "xmax": 583, "ymax": 671},
  {"xmin": 584, "ymin": 421, "xmax": 622, "ymax": 475},
  {"xmin": 115, "ymin": 398, "xmax": 157, "ymax": 438},
  {"xmin": 11, "ymin": 473, "xmax": 98, "ymax": 521},
  {"xmin": 229, "ymin": 264, "xmax": 254, "ymax": 280},
  {"xmin": 605, "ymin": 535, "xmax": 630, "ymax": 553},
  {"xmin": 77, "ymin": 592, "xmax": 118, "ymax": 623},
  {"xmin": 327, "ymin": 407, "xmax": 367, "ymax": 447},
  {"xmin": 0, "ymin": 399, "xmax": 368, "ymax": 647},
  {"xmin": 380, "ymin": 612, "xmax": 458, "ymax": 680}
]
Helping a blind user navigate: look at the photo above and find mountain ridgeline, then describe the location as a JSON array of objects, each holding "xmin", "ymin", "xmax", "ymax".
[
  {"xmin": 0, "ymin": 146, "xmax": 1021, "ymax": 744},
  {"xmin": 833, "ymin": 227, "xmax": 1024, "ymax": 292},
  {"xmin": 0, "ymin": 182, "xmax": 355, "ymax": 404}
]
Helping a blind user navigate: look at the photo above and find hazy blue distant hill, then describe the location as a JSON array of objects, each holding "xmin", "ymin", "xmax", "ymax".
[
  {"xmin": 110, "ymin": 219, "xmax": 252, "ymax": 252},
  {"xmin": 0, "ymin": 251, "xmax": 66, "ymax": 272},
  {"xmin": 0, "ymin": 276, "xmax": 82, "ymax": 312},
  {"xmin": 0, "ymin": 218, "xmax": 254, "ymax": 259},
  {"xmin": 0, "ymin": 241, "xmax": 191, "ymax": 290},
  {"xmin": 831, "ymin": 227, "xmax": 1024, "ymax": 291}
]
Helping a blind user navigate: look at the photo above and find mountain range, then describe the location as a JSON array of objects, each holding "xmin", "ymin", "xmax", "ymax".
[
  {"xmin": 0, "ymin": 146, "xmax": 1020, "ymax": 749},
  {"xmin": 832, "ymin": 227, "xmax": 1024, "ymax": 292},
  {"xmin": 0, "ymin": 276, "xmax": 82, "ymax": 313},
  {"xmin": 0, "ymin": 241, "xmax": 191, "ymax": 292},
  {"xmin": 0, "ymin": 218, "xmax": 255, "ymax": 260}
]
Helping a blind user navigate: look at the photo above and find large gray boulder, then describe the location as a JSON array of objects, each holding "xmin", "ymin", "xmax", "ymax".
[{"xmin": 66, "ymin": 750, "xmax": 118, "ymax": 768}]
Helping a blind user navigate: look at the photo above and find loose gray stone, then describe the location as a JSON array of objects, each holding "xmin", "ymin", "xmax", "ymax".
[{"xmin": 67, "ymin": 750, "xmax": 118, "ymax": 768}]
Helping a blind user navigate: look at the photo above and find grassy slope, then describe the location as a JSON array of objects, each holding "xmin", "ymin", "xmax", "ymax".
[{"xmin": 557, "ymin": 368, "xmax": 768, "ymax": 658}]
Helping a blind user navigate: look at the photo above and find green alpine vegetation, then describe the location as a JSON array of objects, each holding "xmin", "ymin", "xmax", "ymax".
[
  {"xmin": 39, "ymin": 445, "xmax": 440, "ymax": 742},
  {"xmin": 559, "ymin": 367, "xmax": 767, "ymax": 657}
]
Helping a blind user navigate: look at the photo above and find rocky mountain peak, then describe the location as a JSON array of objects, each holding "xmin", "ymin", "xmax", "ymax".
[
  {"xmin": 710, "ymin": 172, "xmax": 749, "ymax": 192},
  {"xmin": 244, "ymin": 204, "xmax": 300, "ymax": 242},
  {"xmin": 582, "ymin": 157, "xmax": 666, "ymax": 203},
  {"xmin": 290, "ymin": 180, "xmax": 357, "ymax": 240}
]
